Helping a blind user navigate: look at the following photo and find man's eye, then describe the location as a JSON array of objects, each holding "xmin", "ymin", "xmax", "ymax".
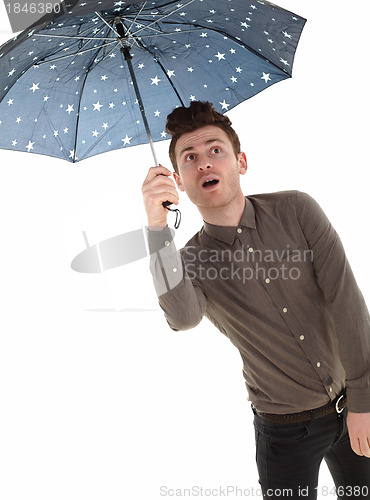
[
  {"xmin": 186, "ymin": 154, "xmax": 195, "ymax": 161},
  {"xmin": 212, "ymin": 147, "xmax": 221, "ymax": 154}
]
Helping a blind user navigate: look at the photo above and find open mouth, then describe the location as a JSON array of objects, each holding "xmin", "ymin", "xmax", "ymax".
[{"xmin": 202, "ymin": 178, "xmax": 220, "ymax": 190}]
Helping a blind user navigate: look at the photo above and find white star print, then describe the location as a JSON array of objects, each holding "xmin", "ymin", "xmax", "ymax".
[
  {"xmin": 151, "ymin": 76, "xmax": 161, "ymax": 85},
  {"xmin": 26, "ymin": 141, "xmax": 35, "ymax": 152},
  {"xmin": 30, "ymin": 83, "xmax": 40, "ymax": 92},
  {"xmin": 261, "ymin": 73, "xmax": 272, "ymax": 83},
  {"xmin": 122, "ymin": 134, "xmax": 132, "ymax": 145},
  {"xmin": 93, "ymin": 101, "xmax": 103, "ymax": 111},
  {"xmin": 215, "ymin": 52, "xmax": 225, "ymax": 61}
]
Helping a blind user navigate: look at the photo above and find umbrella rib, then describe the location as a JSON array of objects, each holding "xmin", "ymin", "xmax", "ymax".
[
  {"xmin": 34, "ymin": 21, "xmax": 115, "ymax": 65},
  {"xmin": 133, "ymin": 27, "xmax": 204, "ymax": 39},
  {"xmin": 134, "ymin": 37, "xmax": 185, "ymax": 107},
  {"xmin": 130, "ymin": 0, "xmax": 196, "ymax": 38},
  {"xmin": 71, "ymin": 52, "xmax": 101, "ymax": 163},
  {"xmin": 110, "ymin": 14, "xmax": 165, "ymax": 37},
  {"xmin": 124, "ymin": 1, "xmax": 148, "ymax": 38},
  {"xmin": 35, "ymin": 41, "xmax": 119, "ymax": 65},
  {"xmin": 94, "ymin": 11, "xmax": 120, "ymax": 37},
  {"xmin": 34, "ymin": 33, "xmax": 114, "ymax": 41}
]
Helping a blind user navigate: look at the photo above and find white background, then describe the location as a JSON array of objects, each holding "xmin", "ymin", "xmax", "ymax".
[{"xmin": 0, "ymin": 1, "xmax": 369, "ymax": 499}]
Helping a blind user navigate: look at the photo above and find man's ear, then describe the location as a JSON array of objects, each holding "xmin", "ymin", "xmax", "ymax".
[
  {"xmin": 238, "ymin": 152, "xmax": 247, "ymax": 175},
  {"xmin": 173, "ymin": 172, "xmax": 185, "ymax": 192}
]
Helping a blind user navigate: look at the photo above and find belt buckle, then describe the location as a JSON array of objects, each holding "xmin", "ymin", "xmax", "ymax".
[{"xmin": 335, "ymin": 394, "xmax": 345, "ymax": 414}]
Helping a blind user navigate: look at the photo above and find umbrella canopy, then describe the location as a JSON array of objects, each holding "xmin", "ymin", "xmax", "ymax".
[{"xmin": 0, "ymin": 0, "xmax": 306, "ymax": 163}]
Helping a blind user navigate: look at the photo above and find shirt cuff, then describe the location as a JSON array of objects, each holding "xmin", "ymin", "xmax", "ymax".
[
  {"xmin": 145, "ymin": 225, "xmax": 176, "ymax": 255},
  {"xmin": 346, "ymin": 387, "xmax": 370, "ymax": 413}
]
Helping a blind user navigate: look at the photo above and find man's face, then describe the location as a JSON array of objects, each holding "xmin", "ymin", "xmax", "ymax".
[{"xmin": 173, "ymin": 125, "xmax": 247, "ymax": 209}]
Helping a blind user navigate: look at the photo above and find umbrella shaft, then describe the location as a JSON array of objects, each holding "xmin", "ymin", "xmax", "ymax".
[
  {"xmin": 124, "ymin": 52, "xmax": 158, "ymax": 166},
  {"xmin": 115, "ymin": 15, "xmax": 158, "ymax": 166}
]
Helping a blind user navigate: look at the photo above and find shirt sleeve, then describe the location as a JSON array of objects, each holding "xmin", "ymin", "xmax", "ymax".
[
  {"xmin": 146, "ymin": 226, "xmax": 207, "ymax": 331},
  {"xmin": 295, "ymin": 191, "xmax": 370, "ymax": 412}
]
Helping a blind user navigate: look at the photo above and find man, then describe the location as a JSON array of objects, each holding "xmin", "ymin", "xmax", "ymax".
[{"xmin": 141, "ymin": 101, "xmax": 370, "ymax": 499}]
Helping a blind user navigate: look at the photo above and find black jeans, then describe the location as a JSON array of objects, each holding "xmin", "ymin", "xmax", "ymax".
[{"xmin": 253, "ymin": 406, "xmax": 370, "ymax": 500}]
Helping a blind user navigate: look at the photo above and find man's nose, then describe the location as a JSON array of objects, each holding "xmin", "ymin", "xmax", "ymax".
[{"xmin": 197, "ymin": 154, "xmax": 212, "ymax": 171}]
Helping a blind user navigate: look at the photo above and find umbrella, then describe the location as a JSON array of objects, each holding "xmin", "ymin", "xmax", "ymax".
[{"xmin": 0, "ymin": 0, "xmax": 306, "ymax": 164}]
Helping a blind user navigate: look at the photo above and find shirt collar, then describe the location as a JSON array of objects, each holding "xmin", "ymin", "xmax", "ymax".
[{"xmin": 203, "ymin": 197, "xmax": 256, "ymax": 244}]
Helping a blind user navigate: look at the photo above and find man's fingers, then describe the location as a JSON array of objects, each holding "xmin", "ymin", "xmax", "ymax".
[
  {"xmin": 359, "ymin": 437, "xmax": 370, "ymax": 458},
  {"xmin": 142, "ymin": 165, "xmax": 179, "ymax": 226},
  {"xmin": 145, "ymin": 187, "xmax": 179, "ymax": 206},
  {"xmin": 142, "ymin": 179, "xmax": 179, "ymax": 200},
  {"xmin": 143, "ymin": 165, "xmax": 172, "ymax": 184},
  {"xmin": 350, "ymin": 436, "xmax": 362, "ymax": 456},
  {"xmin": 349, "ymin": 433, "xmax": 370, "ymax": 458},
  {"xmin": 147, "ymin": 174, "xmax": 176, "ymax": 189}
]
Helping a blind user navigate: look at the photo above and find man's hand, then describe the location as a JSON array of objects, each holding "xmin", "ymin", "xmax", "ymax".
[
  {"xmin": 347, "ymin": 411, "xmax": 370, "ymax": 458},
  {"xmin": 142, "ymin": 165, "xmax": 179, "ymax": 227}
]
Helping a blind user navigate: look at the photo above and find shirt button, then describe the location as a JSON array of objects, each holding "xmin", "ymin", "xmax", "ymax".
[
  {"xmin": 329, "ymin": 387, "xmax": 333, "ymax": 392},
  {"xmin": 282, "ymin": 307, "xmax": 288, "ymax": 313},
  {"xmin": 300, "ymin": 335, "xmax": 305, "ymax": 341},
  {"xmin": 165, "ymin": 240, "xmax": 170, "ymax": 247},
  {"xmin": 265, "ymin": 278, "xmax": 270, "ymax": 284},
  {"xmin": 317, "ymin": 362, "xmax": 321, "ymax": 368},
  {"xmin": 172, "ymin": 267, "xmax": 177, "ymax": 272},
  {"xmin": 237, "ymin": 228, "xmax": 242, "ymax": 233},
  {"xmin": 248, "ymin": 247, "xmax": 254, "ymax": 253}
]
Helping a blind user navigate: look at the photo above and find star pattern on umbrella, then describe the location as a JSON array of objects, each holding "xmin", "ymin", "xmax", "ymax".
[{"xmin": 0, "ymin": 0, "xmax": 306, "ymax": 162}]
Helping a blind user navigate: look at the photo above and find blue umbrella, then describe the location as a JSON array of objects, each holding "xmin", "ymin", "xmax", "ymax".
[{"xmin": 0, "ymin": 0, "xmax": 306, "ymax": 164}]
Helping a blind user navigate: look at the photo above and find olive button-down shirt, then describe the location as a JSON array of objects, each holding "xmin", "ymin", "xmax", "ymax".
[{"xmin": 147, "ymin": 191, "xmax": 370, "ymax": 414}]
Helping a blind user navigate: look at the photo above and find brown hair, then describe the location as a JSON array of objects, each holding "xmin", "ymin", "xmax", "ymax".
[{"xmin": 166, "ymin": 101, "xmax": 241, "ymax": 173}]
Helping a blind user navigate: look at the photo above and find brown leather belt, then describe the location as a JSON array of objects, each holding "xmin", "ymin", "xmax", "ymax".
[{"xmin": 254, "ymin": 392, "xmax": 347, "ymax": 424}]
